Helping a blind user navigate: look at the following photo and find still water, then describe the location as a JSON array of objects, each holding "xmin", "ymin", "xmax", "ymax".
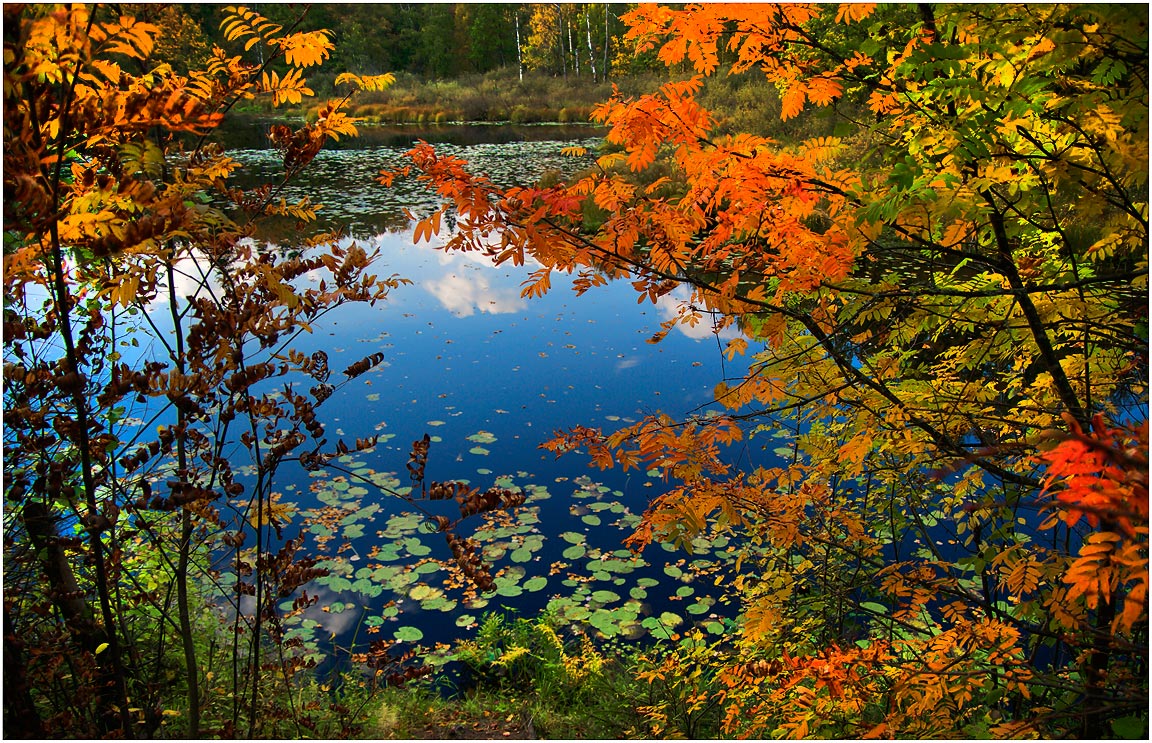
[{"xmin": 209, "ymin": 124, "xmax": 757, "ymax": 659}]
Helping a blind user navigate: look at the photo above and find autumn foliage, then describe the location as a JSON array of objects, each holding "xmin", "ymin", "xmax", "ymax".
[
  {"xmin": 393, "ymin": 3, "xmax": 1148, "ymax": 737},
  {"xmin": 1, "ymin": 4, "xmax": 422, "ymax": 737}
]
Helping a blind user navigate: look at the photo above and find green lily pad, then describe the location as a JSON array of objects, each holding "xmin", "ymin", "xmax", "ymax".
[
  {"xmin": 386, "ymin": 572, "xmax": 417, "ymax": 590},
  {"xmin": 591, "ymin": 589, "xmax": 620, "ymax": 604},
  {"xmin": 637, "ymin": 577, "xmax": 660, "ymax": 588},
  {"xmin": 523, "ymin": 576, "xmax": 548, "ymax": 592},
  {"xmin": 686, "ymin": 601, "xmax": 711, "ymax": 615},
  {"xmin": 581, "ymin": 514, "xmax": 602, "ymax": 526},
  {"xmin": 466, "ymin": 431, "xmax": 497, "ymax": 444},
  {"xmin": 704, "ymin": 621, "xmax": 726, "ymax": 635},
  {"xmin": 468, "ymin": 446, "xmax": 490, "ymax": 456},
  {"xmin": 455, "ymin": 614, "xmax": 476, "ymax": 628},
  {"xmin": 675, "ymin": 585, "xmax": 694, "ymax": 598},
  {"xmin": 664, "ymin": 565, "xmax": 684, "ymax": 579},
  {"xmin": 630, "ymin": 586, "xmax": 648, "ymax": 600},
  {"xmin": 560, "ymin": 532, "xmax": 586, "ymax": 544},
  {"xmin": 409, "ymin": 585, "xmax": 441, "ymax": 602},
  {"xmin": 422, "ymin": 597, "xmax": 456, "ymax": 612},
  {"xmin": 405, "ymin": 541, "xmax": 432, "ymax": 557},
  {"xmin": 393, "ymin": 626, "xmax": 424, "ymax": 643},
  {"xmin": 495, "ymin": 584, "xmax": 523, "ymax": 598},
  {"xmin": 562, "ymin": 544, "xmax": 586, "ymax": 560},
  {"xmin": 427, "ymin": 420, "xmax": 446, "ymax": 427},
  {"xmin": 510, "ymin": 547, "xmax": 534, "ymax": 563}
]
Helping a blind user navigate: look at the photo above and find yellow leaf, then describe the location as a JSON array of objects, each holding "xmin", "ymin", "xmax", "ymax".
[
  {"xmin": 941, "ymin": 220, "xmax": 970, "ymax": 247},
  {"xmin": 724, "ymin": 337, "xmax": 748, "ymax": 360}
]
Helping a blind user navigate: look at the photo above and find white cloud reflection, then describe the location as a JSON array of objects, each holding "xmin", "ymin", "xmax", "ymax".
[
  {"xmin": 655, "ymin": 288, "xmax": 744, "ymax": 341},
  {"xmin": 423, "ymin": 272, "xmax": 525, "ymax": 317}
]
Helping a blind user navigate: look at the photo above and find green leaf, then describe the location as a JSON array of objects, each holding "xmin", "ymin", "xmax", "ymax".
[
  {"xmin": 562, "ymin": 544, "xmax": 586, "ymax": 560},
  {"xmin": 393, "ymin": 626, "xmax": 424, "ymax": 643},
  {"xmin": 1111, "ymin": 716, "xmax": 1146, "ymax": 739}
]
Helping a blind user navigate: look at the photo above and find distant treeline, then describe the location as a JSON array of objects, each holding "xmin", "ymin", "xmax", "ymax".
[{"xmin": 141, "ymin": 4, "xmax": 652, "ymax": 82}]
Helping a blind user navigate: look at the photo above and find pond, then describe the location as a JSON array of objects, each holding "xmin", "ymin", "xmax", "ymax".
[{"xmin": 191, "ymin": 123, "xmax": 764, "ymax": 665}]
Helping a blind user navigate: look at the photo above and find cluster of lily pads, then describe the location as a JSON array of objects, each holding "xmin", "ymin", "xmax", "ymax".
[{"xmin": 272, "ymin": 429, "xmax": 742, "ymax": 661}]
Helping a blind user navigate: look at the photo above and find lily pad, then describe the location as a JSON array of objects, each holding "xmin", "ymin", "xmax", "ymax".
[
  {"xmin": 466, "ymin": 431, "xmax": 498, "ymax": 444},
  {"xmin": 393, "ymin": 626, "xmax": 424, "ymax": 643},
  {"xmin": 455, "ymin": 614, "xmax": 477, "ymax": 628},
  {"xmin": 409, "ymin": 585, "xmax": 441, "ymax": 602},
  {"xmin": 468, "ymin": 446, "xmax": 490, "ymax": 456},
  {"xmin": 581, "ymin": 514, "xmax": 602, "ymax": 526},
  {"xmin": 590, "ymin": 589, "xmax": 620, "ymax": 604},
  {"xmin": 560, "ymin": 531, "xmax": 586, "ymax": 544},
  {"xmin": 562, "ymin": 544, "xmax": 586, "ymax": 560},
  {"xmin": 422, "ymin": 597, "xmax": 457, "ymax": 612},
  {"xmin": 523, "ymin": 576, "xmax": 548, "ymax": 592}
]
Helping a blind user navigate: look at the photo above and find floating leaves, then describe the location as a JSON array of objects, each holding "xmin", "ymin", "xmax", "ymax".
[
  {"xmin": 301, "ymin": 462, "xmax": 743, "ymax": 651},
  {"xmin": 393, "ymin": 626, "xmax": 424, "ymax": 643}
]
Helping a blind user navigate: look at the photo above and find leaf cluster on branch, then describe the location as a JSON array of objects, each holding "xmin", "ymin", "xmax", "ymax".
[{"xmin": 388, "ymin": 3, "xmax": 1148, "ymax": 737}]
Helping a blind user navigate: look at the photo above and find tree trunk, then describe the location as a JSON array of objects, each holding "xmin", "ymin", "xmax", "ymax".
[
  {"xmin": 568, "ymin": 15, "xmax": 578, "ymax": 77},
  {"xmin": 603, "ymin": 4, "xmax": 610, "ymax": 81},
  {"xmin": 515, "ymin": 9, "xmax": 523, "ymax": 81},
  {"xmin": 23, "ymin": 501, "xmax": 124, "ymax": 735},
  {"xmin": 166, "ymin": 253, "xmax": 201, "ymax": 738},
  {"xmin": 3, "ymin": 601, "xmax": 46, "ymax": 738},
  {"xmin": 558, "ymin": 5, "xmax": 566, "ymax": 80},
  {"xmin": 586, "ymin": 9, "xmax": 597, "ymax": 82}
]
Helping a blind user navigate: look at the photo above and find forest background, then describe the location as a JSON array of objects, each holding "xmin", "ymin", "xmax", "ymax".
[{"xmin": 3, "ymin": 2, "xmax": 1147, "ymax": 740}]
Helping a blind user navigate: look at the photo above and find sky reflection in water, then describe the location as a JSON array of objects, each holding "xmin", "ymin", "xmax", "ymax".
[{"xmin": 217, "ymin": 135, "xmax": 760, "ymax": 649}]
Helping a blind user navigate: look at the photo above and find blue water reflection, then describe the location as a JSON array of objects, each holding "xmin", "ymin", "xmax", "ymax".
[{"xmin": 213, "ymin": 131, "xmax": 760, "ymax": 652}]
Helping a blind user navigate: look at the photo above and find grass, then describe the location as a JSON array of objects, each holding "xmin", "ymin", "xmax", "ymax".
[
  {"xmin": 249, "ymin": 63, "xmax": 860, "ymax": 146},
  {"xmin": 356, "ymin": 612, "xmax": 659, "ymax": 739},
  {"xmin": 350, "ymin": 611, "xmax": 740, "ymax": 739},
  {"xmin": 294, "ymin": 67, "xmax": 649, "ymax": 125}
]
